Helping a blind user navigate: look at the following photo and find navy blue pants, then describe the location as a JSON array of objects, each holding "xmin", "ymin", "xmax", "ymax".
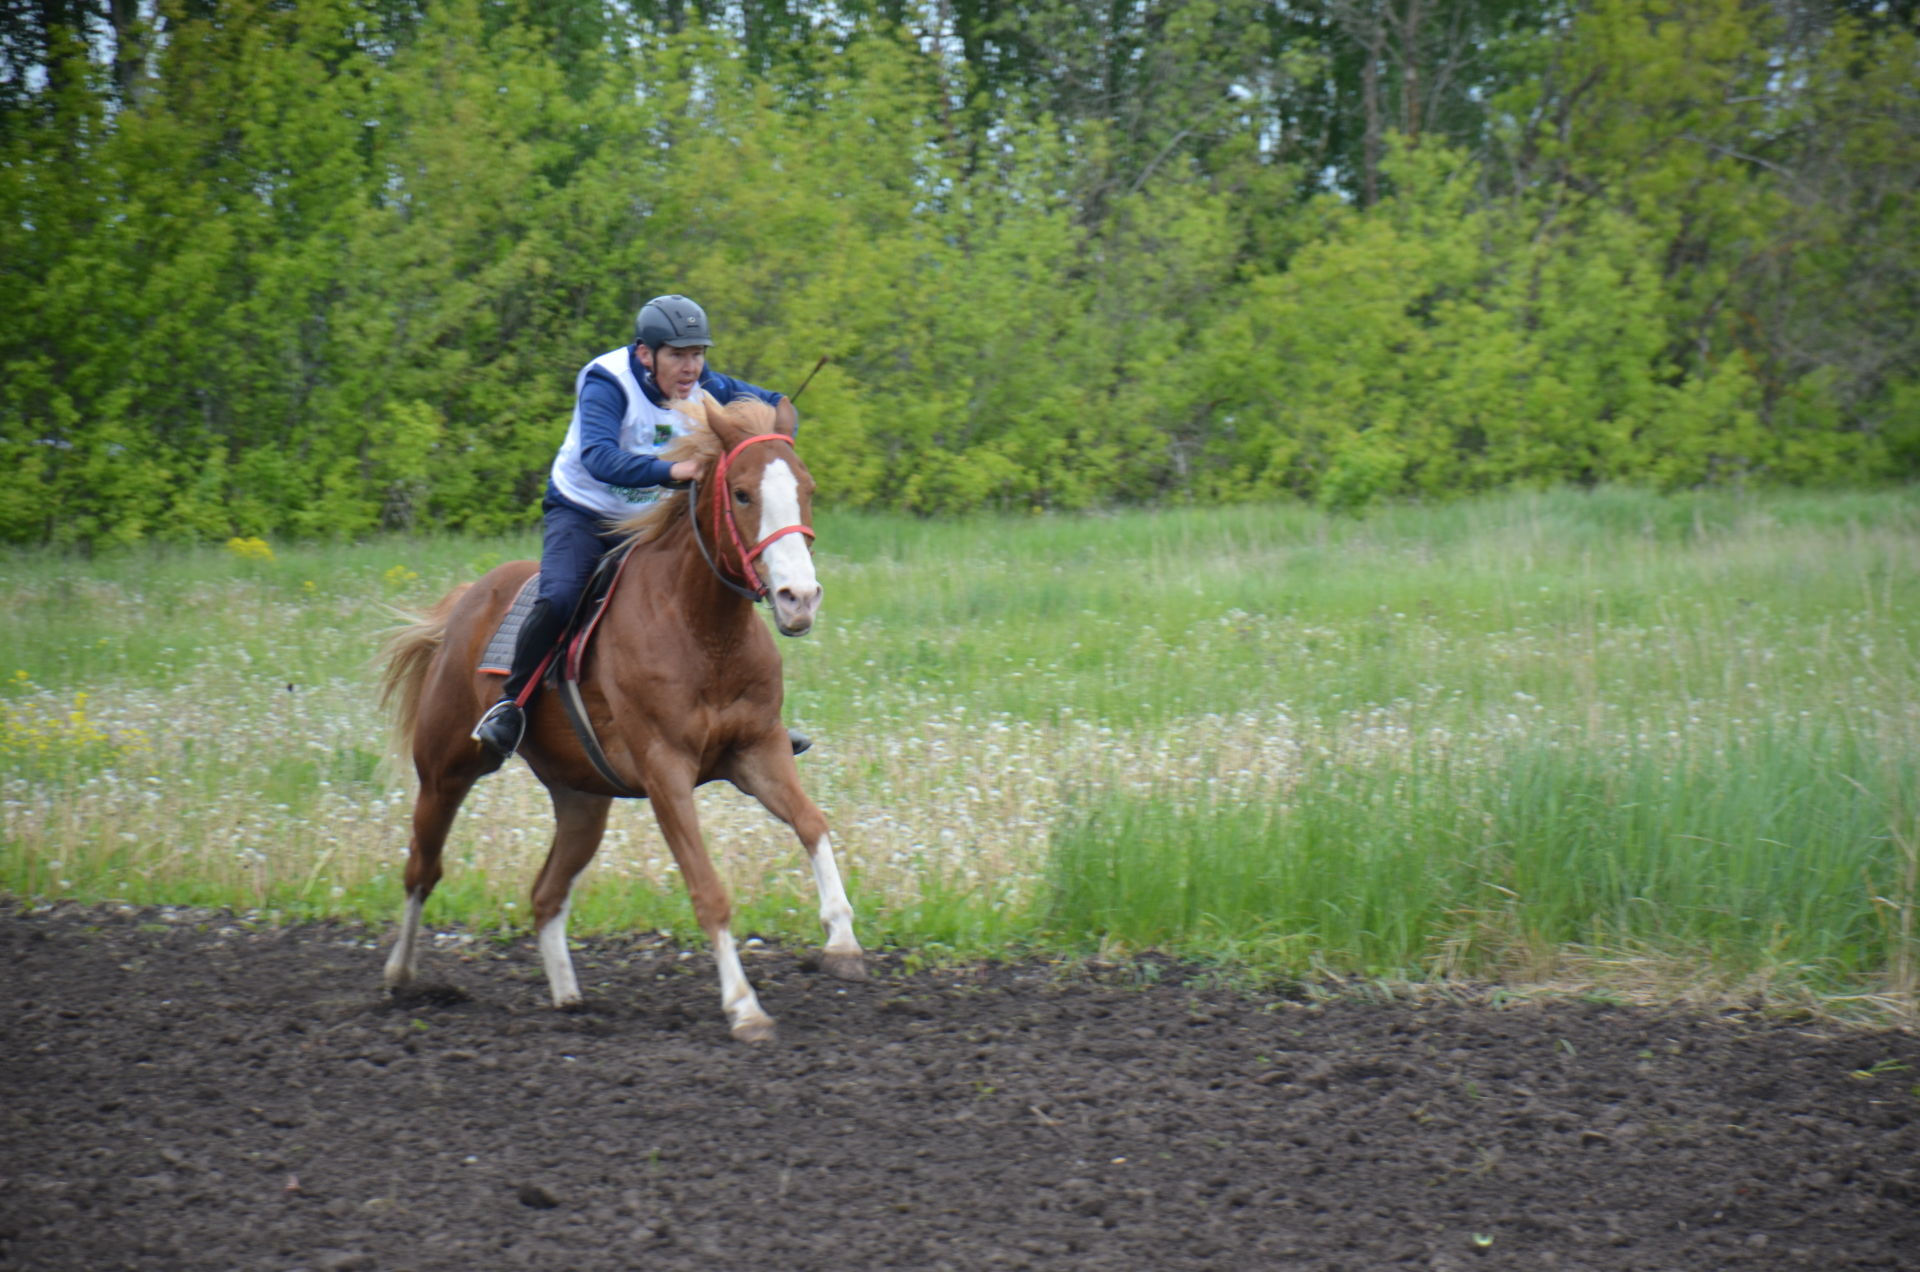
[
  {"xmin": 499, "ymin": 495, "xmax": 626, "ymax": 701},
  {"xmin": 537, "ymin": 493, "xmax": 627, "ymax": 621}
]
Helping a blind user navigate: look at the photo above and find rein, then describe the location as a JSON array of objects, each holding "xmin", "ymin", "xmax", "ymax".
[{"xmin": 687, "ymin": 432, "xmax": 815, "ymax": 602}]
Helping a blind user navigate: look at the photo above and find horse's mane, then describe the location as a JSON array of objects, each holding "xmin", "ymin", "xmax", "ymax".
[{"xmin": 611, "ymin": 395, "xmax": 780, "ymax": 550}]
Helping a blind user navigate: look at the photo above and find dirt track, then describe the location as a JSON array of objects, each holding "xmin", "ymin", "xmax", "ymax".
[{"xmin": 3, "ymin": 905, "xmax": 1917, "ymax": 1271}]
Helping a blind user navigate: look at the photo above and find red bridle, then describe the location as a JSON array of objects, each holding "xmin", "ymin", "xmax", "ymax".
[{"xmin": 705, "ymin": 432, "xmax": 815, "ymax": 601}]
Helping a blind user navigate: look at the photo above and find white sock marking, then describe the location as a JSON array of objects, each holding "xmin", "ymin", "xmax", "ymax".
[
  {"xmin": 384, "ymin": 893, "xmax": 425, "ymax": 987},
  {"xmin": 538, "ymin": 885, "xmax": 581, "ymax": 1007},
  {"xmin": 713, "ymin": 929, "xmax": 772, "ymax": 1032},
  {"xmin": 811, "ymin": 834, "xmax": 862, "ymax": 956}
]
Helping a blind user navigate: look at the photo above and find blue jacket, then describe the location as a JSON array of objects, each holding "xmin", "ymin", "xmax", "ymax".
[{"xmin": 545, "ymin": 345, "xmax": 785, "ymax": 515}]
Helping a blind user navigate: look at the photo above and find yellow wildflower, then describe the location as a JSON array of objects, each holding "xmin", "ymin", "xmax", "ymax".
[{"xmin": 226, "ymin": 536, "xmax": 275, "ymax": 562}]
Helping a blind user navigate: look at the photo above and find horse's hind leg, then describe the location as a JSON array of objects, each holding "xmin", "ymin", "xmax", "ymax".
[
  {"xmin": 530, "ymin": 786, "xmax": 613, "ymax": 1009},
  {"xmin": 384, "ymin": 773, "xmax": 476, "ymax": 990}
]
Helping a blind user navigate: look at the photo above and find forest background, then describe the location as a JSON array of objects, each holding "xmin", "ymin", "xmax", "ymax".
[{"xmin": 3, "ymin": 0, "xmax": 1917, "ymax": 547}]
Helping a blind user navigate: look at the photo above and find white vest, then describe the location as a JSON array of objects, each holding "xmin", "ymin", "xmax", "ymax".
[{"xmin": 548, "ymin": 347, "xmax": 706, "ymax": 520}]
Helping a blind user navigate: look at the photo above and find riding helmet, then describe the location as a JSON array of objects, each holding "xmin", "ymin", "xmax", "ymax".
[{"xmin": 635, "ymin": 295, "xmax": 714, "ymax": 350}]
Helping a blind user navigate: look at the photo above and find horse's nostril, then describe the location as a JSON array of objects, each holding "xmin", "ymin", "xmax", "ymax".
[{"xmin": 775, "ymin": 584, "xmax": 820, "ymax": 612}]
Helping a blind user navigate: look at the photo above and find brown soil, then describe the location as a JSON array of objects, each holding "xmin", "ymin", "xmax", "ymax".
[{"xmin": 3, "ymin": 904, "xmax": 1917, "ymax": 1272}]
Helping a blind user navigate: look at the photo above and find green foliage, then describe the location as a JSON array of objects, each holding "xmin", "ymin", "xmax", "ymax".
[{"xmin": 1, "ymin": 0, "xmax": 1915, "ymax": 545}]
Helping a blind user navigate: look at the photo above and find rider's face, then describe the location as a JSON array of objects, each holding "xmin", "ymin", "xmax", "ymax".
[{"xmin": 639, "ymin": 342, "xmax": 706, "ymax": 401}]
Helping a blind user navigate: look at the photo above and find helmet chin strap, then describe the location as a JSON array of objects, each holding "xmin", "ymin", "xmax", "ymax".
[
  {"xmin": 634, "ymin": 343, "xmax": 703, "ymax": 404},
  {"xmin": 634, "ymin": 349, "xmax": 679, "ymax": 406}
]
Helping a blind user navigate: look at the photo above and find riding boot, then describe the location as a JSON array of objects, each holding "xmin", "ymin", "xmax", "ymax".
[
  {"xmin": 472, "ymin": 598, "xmax": 569, "ymax": 758},
  {"xmin": 788, "ymin": 728, "xmax": 812, "ymax": 756}
]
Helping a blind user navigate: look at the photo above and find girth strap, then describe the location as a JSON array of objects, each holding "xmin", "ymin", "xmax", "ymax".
[
  {"xmin": 544, "ymin": 544, "xmax": 649, "ymax": 798},
  {"xmin": 550, "ymin": 668, "xmax": 647, "ymax": 799}
]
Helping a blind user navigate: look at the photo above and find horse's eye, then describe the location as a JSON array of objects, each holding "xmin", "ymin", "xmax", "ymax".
[{"xmin": 733, "ymin": 488, "xmax": 752, "ymax": 506}]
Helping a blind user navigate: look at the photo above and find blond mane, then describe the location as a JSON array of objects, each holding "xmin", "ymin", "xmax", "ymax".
[{"xmin": 611, "ymin": 395, "xmax": 780, "ymax": 549}]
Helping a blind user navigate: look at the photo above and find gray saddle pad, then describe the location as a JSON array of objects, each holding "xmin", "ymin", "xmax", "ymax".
[{"xmin": 477, "ymin": 573, "xmax": 541, "ymax": 675}]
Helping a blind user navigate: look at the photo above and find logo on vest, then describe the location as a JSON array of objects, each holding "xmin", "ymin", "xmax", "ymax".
[{"xmin": 606, "ymin": 485, "xmax": 664, "ymax": 505}]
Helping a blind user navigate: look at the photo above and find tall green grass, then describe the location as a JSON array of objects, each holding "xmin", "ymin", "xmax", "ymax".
[
  {"xmin": 2, "ymin": 488, "xmax": 1915, "ymax": 1010},
  {"xmin": 1048, "ymin": 725, "xmax": 1911, "ymax": 988}
]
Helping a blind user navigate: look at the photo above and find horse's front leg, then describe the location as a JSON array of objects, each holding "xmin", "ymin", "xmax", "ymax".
[
  {"xmin": 530, "ymin": 785, "xmax": 614, "ymax": 1008},
  {"xmin": 645, "ymin": 760, "xmax": 778, "ymax": 1042},
  {"xmin": 729, "ymin": 741, "xmax": 867, "ymax": 982}
]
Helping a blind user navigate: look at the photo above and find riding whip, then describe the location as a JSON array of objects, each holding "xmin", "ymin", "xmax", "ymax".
[{"xmin": 790, "ymin": 355, "xmax": 829, "ymax": 403}]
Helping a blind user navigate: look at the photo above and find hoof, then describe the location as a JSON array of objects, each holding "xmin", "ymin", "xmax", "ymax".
[
  {"xmin": 731, "ymin": 1016, "xmax": 779, "ymax": 1044},
  {"xmin": 820, "ymin": 950, "xmax": 869, "ymax": 982},
  {"xmin": 551, "ymin": 993, "xmax": 584, "ymax": 1011}
]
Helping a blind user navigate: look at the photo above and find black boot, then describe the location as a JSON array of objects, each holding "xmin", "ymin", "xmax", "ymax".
[
  {"xmin": 788, "ymin": 728, "xmax": 812, "ymax": 756},
  {"xmin": 472, "ymin": 598, "xmax": 568, "ymax": 758},
  {"xmin": 471, "ymin": 698, "xmax": 525, "ymax": 757}
]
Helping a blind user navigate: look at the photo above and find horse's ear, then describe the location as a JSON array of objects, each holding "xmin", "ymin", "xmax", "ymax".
[
  {"xmin": 705, "ymin": 401, "xmax": 749, "ymax": 452},
  {"xmin": 669, "ymin": 397, "xmax": 712, "ymax": 431},
  {"xmin": 773, "ymin": 396, "xmax": 798, "ymax": 438}
]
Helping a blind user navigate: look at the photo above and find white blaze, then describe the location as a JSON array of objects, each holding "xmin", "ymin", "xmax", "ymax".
[{"xmin": 756, "ymin": 458, "xmax": 817, "ymax": 598}]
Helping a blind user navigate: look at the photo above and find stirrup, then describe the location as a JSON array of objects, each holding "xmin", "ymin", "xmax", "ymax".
[{"xmin": 472, "ymin": 699, "xmax": 526, "ymax": 758}]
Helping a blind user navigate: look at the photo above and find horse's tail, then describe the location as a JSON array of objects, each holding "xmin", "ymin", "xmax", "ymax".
[{"xmin": 376, "ymin": 584, "xmax": 470, "ymax": 764}]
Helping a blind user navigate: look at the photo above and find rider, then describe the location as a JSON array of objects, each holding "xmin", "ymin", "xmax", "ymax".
[{"xmin": 471, "ymin": 294, "xmax": 804, "ymax": 758}]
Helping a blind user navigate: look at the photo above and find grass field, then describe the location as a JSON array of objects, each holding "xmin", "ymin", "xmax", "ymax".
[{"xmin": 2, "ymin": 488, "xmax": 1916, "ymax": 1013}]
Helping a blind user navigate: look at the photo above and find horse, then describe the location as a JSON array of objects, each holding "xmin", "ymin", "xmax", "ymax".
[{"xmin": 375, "ymin": 394, "xmax": 865, "ymax": 1041}]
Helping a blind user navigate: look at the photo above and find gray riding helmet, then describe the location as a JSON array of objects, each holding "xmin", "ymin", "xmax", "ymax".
[{"xmin": 635, "ymin": 294, "xmax": 714, "ymax": 350}]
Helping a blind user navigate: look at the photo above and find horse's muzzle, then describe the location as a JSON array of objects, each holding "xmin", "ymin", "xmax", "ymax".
[{"xmin": 772, "ymin": 584, "xmax": 822, "ymax": 636}]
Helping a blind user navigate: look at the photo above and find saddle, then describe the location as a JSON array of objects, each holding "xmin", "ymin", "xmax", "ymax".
[{"xmin": 478, "ymin": 547, "xmax": 646, "ymax": 797}]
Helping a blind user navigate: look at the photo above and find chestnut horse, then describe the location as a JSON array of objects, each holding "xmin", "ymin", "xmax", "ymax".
[{"xmin": 376, "ymin": 395, "xmax": 864, "ymax": 1041}]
